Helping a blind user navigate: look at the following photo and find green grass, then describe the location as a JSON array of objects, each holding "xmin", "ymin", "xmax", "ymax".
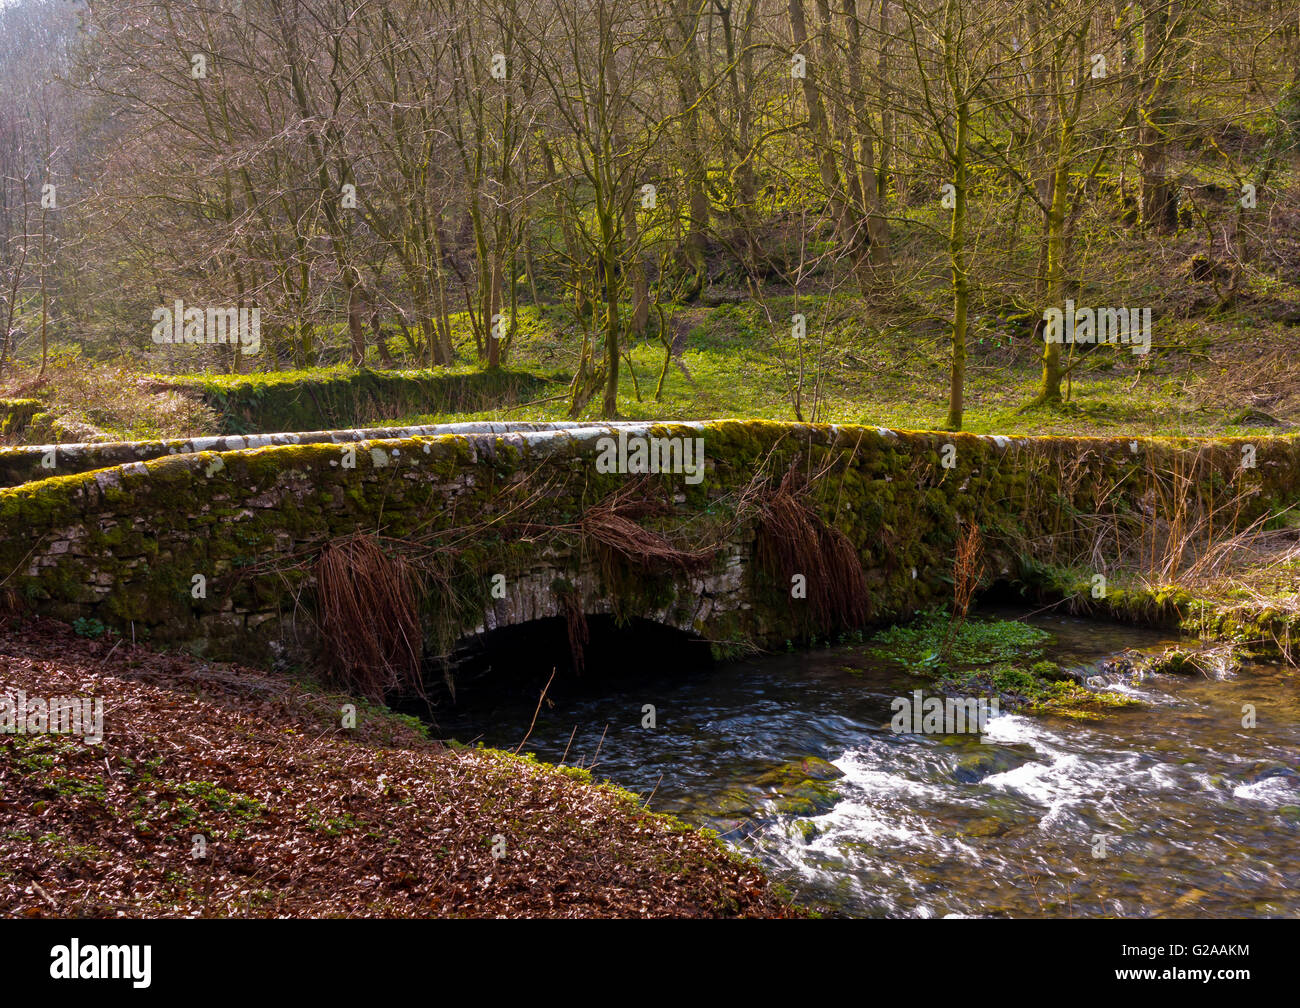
[
  {"xmin": 379, "ymin": 293, "xmax": 1297, "ymax": 438},
  {"xmin": 866, "ymin": 609, "xmax": 1051, "ymax": 672}
]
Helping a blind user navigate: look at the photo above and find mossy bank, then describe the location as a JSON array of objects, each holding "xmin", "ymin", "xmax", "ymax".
[{"xmin": 151, "ymin": 366, "xmax": 564, "ymax": 435}]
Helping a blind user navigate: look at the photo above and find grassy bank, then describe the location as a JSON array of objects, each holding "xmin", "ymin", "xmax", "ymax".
[
  {"xmin": 5, "ymin": 286, "xmax": 1300, "ymax": 445},
  {"xmin": 412, "ymin": 295, "xmax": 1300, "ymax": 437}
]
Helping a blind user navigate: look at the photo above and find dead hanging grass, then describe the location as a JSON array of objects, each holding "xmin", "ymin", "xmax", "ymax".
[
  {"xmin": 999, "ymin": 440, "xmax": 1290, "ymax": 591},
  {"xmin": 942, "ymin": 521, "xmax": 985, "ymax": 658},
  {"xmin": 993, "ymin": 443, "xmax": 1300, "ymax": 649},
  {"xmin": 1131, "ymin": 450, "xmax": 1266, "ymax": 587},
  {"xmin": 951, "ymin": 522, "xmax": 985, "ymax": 622},
  {"xmin": 580, "ymin": 480, "xmax": 716, "ymax": 575},
  {"xmin": 314, "ymin": 533, "xmax": 425, "ymax": 703},
  {"xmin": 755, "ymin": 460, "xmax": 869, "ymax": 634},
  {"xmin": 1083, "ymin": 446, "xmax": 1278, "ymax": 590}
]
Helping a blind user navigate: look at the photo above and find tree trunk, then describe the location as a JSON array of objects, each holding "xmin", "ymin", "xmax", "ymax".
[
  {"xmin": 347, "ymin": 270, "xmax": 367, "ymax": 367},
  {"xmin": 947, "ymin": 97, "xmax": 968, "ymax": 430},
  {"xmin": 789, "ymin": 0, "xmax": 853, "ymax": 242},
  {"xmin": 876, "ymin": 0, "xmax": 892, "ymax": 203},
  {"xmin": 625, "ymin": 195, "xmax": 649, "ymax": 337},
  {"xmin": 1139, "ymin": 1, "xmax": 1180, "ymax": 234},
  {"xmin": 842, "ymin": 0, "xmax": 891, "ymax": 274},
  {"xmin": 601, "ymin": 232, "xmax": 621, "ymax": 419},
  {"xmin": 674, "ymin": 0, "xmax": 710, "ymax": 280},
  {"xmin": 1037, "ymin": 148, "xmax": 1070, "ymax": 402}
]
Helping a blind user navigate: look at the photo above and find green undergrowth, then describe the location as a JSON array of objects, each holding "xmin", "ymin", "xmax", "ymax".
[
  {"xmin": 1027, "ymin": 562, "xmax": 1300, "ymax": 663},
  {"xmin": 868, "ymin": 611, "xmax": 1052, "ymax": 669},
  {"xmin": 866, "ymin": 609, "xmax": 1139, "ymax": 719},
  {"xmin": 386, "ymin": 294, "xmax": 1300, "ymax": 438}
]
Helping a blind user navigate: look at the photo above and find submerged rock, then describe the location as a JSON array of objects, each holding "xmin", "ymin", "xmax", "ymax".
[
  {"xmin": 1146, "ymin": 644, "xmax": 1241, "ymax": 678},
  {"xmin": 711, "ymin": 786, "xmax": 766, "ymax": 817},
  {"xmin": 685, "ymin": 757, "xmax": 847, "ymax": 825},
  {"xmin": 787, "ymin": 756, "xmax": 844, "ymax": 782},
  {"xmin": 960, "ymin": 816, "xmax": 1010, "ymax": 838},
  {"xmin": 952, "ymin": 747, "xmax": 1029, "ymax": 784},
  {"xmin": 1245, "ymin": 761, "xmax": 1299, "ymax": 786},
  {"xmin": 772, "ymin": 780, "xmax": 841, "ymax": 817},
  {"xmin": 755, "ymin": 756, "xmax": 845, "ymax": 817}
]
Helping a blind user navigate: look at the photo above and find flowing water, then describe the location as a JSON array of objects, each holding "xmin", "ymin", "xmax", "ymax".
[{"xmin": 440, "ymin": 609, "xmax": 1300, "ymax": 918}]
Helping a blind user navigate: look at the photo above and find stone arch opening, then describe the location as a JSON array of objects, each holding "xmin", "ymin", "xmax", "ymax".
[{"xmin": 426, "ymin": 614, "xmax": 715, "ymax": 712}]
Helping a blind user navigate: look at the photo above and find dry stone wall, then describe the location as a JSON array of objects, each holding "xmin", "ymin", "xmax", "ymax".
[{"xmin": 2, "ymin": 420, "xmax": 1297, "ymax": 671}]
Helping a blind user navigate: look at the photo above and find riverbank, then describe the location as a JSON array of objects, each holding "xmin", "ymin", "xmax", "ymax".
[
  {"xmin": 0, "ymin": 618, "xmax": 801, "ymax": 918},
  {"xmin": 1034, "ymin": 531, "xmax": 1300, "ymax": 664}
]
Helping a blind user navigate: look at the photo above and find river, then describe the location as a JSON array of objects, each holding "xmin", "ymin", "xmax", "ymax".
[{"xmin": 439, "ymin": 609, "xmax": 1300, "ymax": 917}]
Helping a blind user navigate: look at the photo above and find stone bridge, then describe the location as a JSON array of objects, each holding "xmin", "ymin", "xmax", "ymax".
[{"xmin": 2, "ymin": 421, "xmax": 1297, "ymax": 682}]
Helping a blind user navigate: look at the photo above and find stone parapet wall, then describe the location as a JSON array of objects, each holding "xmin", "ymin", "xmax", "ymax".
[{"xmin": 2, "ymin": 421, "xmax": 1297, "ymax": 669}]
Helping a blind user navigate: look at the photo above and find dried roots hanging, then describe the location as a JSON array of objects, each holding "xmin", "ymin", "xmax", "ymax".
[{"xmin": 551, "ymin": 580, "xmax": 590, "ymax": 674}]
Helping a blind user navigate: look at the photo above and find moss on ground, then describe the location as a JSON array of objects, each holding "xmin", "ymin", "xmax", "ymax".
[{"xmin": 866, "ymin": 609, "xmax": 1140, "ymax": 719}]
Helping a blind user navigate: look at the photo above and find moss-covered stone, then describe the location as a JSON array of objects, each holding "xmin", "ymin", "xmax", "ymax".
[
  {"xmin": 155, "ymin": 366, "xmax": 565, "ymax": 435},
  {"xmin": 0, "ymin": 398, "xmax": 42, "ymax": 439},
  {"xmin": 755, "ymin": 757, "xmax": 845, "ymax": 816},
  {"xmin": 0, "ymin": 420, "xmax": 1295, "ymax": 678}
]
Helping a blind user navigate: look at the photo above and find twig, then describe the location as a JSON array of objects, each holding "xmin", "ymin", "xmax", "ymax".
[
  {"xmin": 641, "ymin": 772, "xmax": 664, "ymax": 810},
  {"xmin": 558, "ymin": 724, "xmax": 578, "ymax": 768},
  {"xmin": 29, "ymin": 881, "xmax": 58, "ymax": 912},
  {"xmin": 586, "ymin": 722, "xmax": 609, "ymax": 771},
  {"xmin": 514, "ymin": 668, "xmax": 556, "ymax": 756}
]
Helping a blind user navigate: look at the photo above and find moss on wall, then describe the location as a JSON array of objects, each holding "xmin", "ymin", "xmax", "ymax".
[
  {"xmin": 0, "ymin": 422, "xmax": 591, "ymax": 488},
  {"xmin": 1, "ymin": 422, "xmax": 1297, "ymax": 671},
  {"xmin": 0, "ymin": 398, "xmax": 42, "ymax": 439},
  {"xmin": 153, "ymin": 366, "xmax": 565, "ymax": 434}
]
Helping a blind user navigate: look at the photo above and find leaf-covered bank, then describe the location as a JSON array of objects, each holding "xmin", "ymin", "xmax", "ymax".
[{"xmin": 0, "ymin": 619, "xmax": 800, "ymax": 918}]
